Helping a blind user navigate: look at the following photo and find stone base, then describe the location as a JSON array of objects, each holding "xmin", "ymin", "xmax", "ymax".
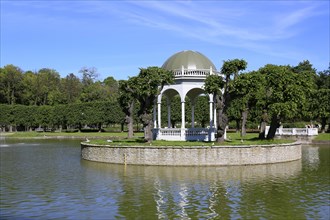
[{"xmin": 81, "ymin": 142, "xmax": 302, "ymax": 166}]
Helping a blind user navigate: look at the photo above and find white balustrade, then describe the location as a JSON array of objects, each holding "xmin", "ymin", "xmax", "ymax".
[
  {"xmin": 153, "ymin": 128, "xmax": 215, "ymax": 141},
  {"xmin": 172, "ymin": 69, "xmax": 210, "ymax": 78},
  {"xmin": 267, "ymin": 127, "xmax": 319, "ymax": 136}
]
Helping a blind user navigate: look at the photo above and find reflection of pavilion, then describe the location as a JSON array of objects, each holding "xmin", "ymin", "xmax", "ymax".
[{"xmin": 153, "ymin": 50, "xmax": 220, "ymax": 141}]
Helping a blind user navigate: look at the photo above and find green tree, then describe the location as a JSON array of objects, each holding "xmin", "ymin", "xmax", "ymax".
[
  {"xmin": 312, "ymin": 66, "xmax": 330, "ymax": 132},
  {"xmin": 204, "ymin": 74, "xmax": 225, "ymax": 142},
  {"xmin": 53, "ymin": 104, "xmax": 68, "ymax": 131},
  {"xmin": 79, "ymin": 66, "xmax": 98, "ymax": 86},
  {"xmin": 12, "ymin": 105, "xmax": 37, "ymax": 131},
  {"xmin": 0, "ymin": 104, "xmax": 12, "ymax": 131},
  {"xmin": 103, "ymin": 76, "xmax": 119, "ymax": 102},
  {"xmin": 134, "ymin": 67, "xmax": 174, "ymax": 142},
  {"xmin": 311, "ymin": 89, "xmax": 330, "ymax": 132},
  {"xmin": 61, "ymin": 73, "xmax": 82, "ymax": 104},
  {"xmin": 36, "ymin": 105, "xmax": 54, "ymax": 129},
  {"xmin": 79, "ymin": 67, "xmax": 106, "ymax": 102},
  {"xmin": 118, "ymin": 79, "xmax": 136, "ymax": 138},
  {"xmin": 259, "ymin": 64, "xmax": 315, "ymax": 139},
  {"xmin": 21, "ymin": 71, "xmax": 36, "ymax": 105},
  {"xmin": 230, "ymin": 71, "xmax": 266, "ymax": 137},
  {"xmin": 0, "ymin": 65, "xmax": 24, "ymax": 105},
  {"xmin": 37, "ymin": 68, "xmax": 61, "ymax": 105},
  {"xmin": 204, "ymin": 59, "xmax": 247, "ymax": 142},
  {"xmin": 194, "ymin": 96, "xmax": 210, "ymax": 127}
]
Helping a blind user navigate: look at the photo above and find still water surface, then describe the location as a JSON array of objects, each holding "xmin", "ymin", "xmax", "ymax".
[{"xmin": 0, "ymin": 139, "xmax": 329, "ymax": 219}]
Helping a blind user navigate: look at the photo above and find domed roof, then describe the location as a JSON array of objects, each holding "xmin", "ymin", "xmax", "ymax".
[{"xmin": 162, "ymin": 50, "xmax": 217, "ymax": 71}]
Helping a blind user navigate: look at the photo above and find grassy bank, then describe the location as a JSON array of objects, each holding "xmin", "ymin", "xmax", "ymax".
[
  {"xmin": 2, "ymin": 131, "xmax": 312, "ymax": 146},
  {"xmin": 313, "ymin": 133, "xmax": 330, "ymax": 141},
  {"xmin": 87, "ymin": 132, "xmax": 294, "ymax": 146},
  {"xmin": 0, "ymin": 131, "xmax": 143, "ymax": 139}
]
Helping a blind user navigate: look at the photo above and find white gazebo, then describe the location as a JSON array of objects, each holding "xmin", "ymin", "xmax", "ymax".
[{"xmin": 153, "ymin": 50, "xmax": 220, "ymax": 141}]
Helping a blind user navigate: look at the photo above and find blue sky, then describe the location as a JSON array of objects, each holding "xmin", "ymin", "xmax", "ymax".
[{"xmin": 1, "ymin": 0, "xmax": 329, "ymax": 80}]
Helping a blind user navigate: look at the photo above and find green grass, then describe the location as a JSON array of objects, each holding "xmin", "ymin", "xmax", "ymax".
[
  {"xmin": 1, "ymin": 131, "xmax": 143, "ymax": 139},
  {"xmin": 313, "ymin": 133, "xmax": 330, "ymax": 141},
  {"xmin": 87, "ymin": 132, "xmax": 294, "ymax": 147},
  {"xmin": 2, "ymin": 131, "xmax": 296, "ymax": 145}
]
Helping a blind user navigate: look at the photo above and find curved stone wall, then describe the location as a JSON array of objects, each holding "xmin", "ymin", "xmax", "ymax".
[{"xmin": 81, "ymin": 142, "xmax": 302, "ymax": 166}]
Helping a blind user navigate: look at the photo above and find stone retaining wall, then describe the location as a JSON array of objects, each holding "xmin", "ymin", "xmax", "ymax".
[{"xmin": 81, "ymin": 142, "xmax": 302, "ymax": 166}]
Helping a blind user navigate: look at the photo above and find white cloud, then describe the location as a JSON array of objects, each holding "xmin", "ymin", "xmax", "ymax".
[{"xmin": 107, "ymin": 1, "xmax": 328, "ymax": 61}]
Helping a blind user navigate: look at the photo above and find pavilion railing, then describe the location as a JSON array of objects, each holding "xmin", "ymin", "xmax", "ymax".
[
  {"xmin": 265, "ymin": 127, "xmax": 319, "ymax": 136},
  {"xmin": 172, "ymin": 69, "xmax": 211, "ymax": 78},
  {"xmin": 153, "ymin": 128, "xmax": 216, "ymax": 141}
]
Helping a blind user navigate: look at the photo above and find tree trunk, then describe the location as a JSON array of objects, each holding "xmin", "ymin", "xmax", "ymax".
[
  {"xmin": 143, "ymin": 119, "xmax": 153, "ymax": 143},
  {"xmin": 126, "ymin": 115, "xmax": 134, "ymax": 138},
  {"xmin": 266, "ymin": 115, "xmax": 280, "ymax": 139},
  {"xmin": 127, "ymin": 102, "xmax": 134, "ymax": 138},
  {"xmin": 215, "ymin": 95, "xmax": 227, "ymax": 143},
  {"xmin": 320, "ymin": 117, "xmax": 326, "ymax": 133},
  {"xmin": 259, "ymin": 121, "xmax": 267, "ymax": 139},
  {"xmin": 241, "ymin": 109, "xmax": 248, "ymax": 137},
  {"xmin": 259, "ymin": 110, "xmax": 268, "ymax": 139},
  {"xmin": 140, "ymin": 112, "xmax": 153, "ymax": 143},
  {"xmin": 216, "ymin": 108, "xmax": 227, "ymax": 142},
  {"xmin": 235, "ymin": 119, "xmax": 240, "ymax": 133}
]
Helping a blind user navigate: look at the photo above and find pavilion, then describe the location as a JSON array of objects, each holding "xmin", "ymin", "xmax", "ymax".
[{"xmin": 152, "ymin": 50, "xmax": 221, "ymax": 141}]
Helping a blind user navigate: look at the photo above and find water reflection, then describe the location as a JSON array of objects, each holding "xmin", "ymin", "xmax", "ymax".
[
  {"xmin": 81, "ymin": 159, "xmax": 302, "ymax": 183},
  {"xmin": 1, "ymin": 141, "xmax": 328, "ymax": 220},
  {"xmin": 81, "ymin": 159, "xmax": 302, "ymax": 219},
  {"xmin": 302, "ymin": 146, "xmax": 320, "ymax": 170}
]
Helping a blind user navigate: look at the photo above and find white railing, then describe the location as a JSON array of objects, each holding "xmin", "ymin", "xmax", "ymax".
[
  {"xmin": 265, "ymin": 127, "xmax": 318, "ymax": 136},
  {"xmin": 153, "ymin": 128, "xmax": 216, "ymax": 141},
  {"xmin": 172, "ymin": 69, "xmax": 211, "ymax": 78}
]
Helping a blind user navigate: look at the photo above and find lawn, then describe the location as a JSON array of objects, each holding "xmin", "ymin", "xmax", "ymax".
[
  {"xmin": 2, "ymin": 131, "xmax": 311, "ymax": 146},
  {"xmin": 313, "ymin": 133, "xmax": 330, "ymax": 141},
  {"xmin": 1, "ymin": 131, "xmax": 143, "ymax": 139},
  {"xmin": 87, "ymin": 132, "xmax": 294, "ymax": 146}
]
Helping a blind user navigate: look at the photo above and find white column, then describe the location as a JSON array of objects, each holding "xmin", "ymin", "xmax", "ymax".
[
  {"xmin": 153, "ymin": 103, "xmax": 157, "ymax": 128},
  {"xmin": 191, "ymin": 101, "xmax": 195, "ymax": 128},
  {"xmin": 209, "ymin": 100, "xmax": 213, "ymax": 128},
  {"xmin": 167, "ymin": 98, "xmax": 171, "ymax": 128},
  {"xmin": 157, "ymin": 102, "xmax": 161, "ymax": 128},
  {"xmin": 181, "ymin": 65, "xmax": 184, "ymax": 76},
  {"xmin": 213, "ymin": 106, "xmax": 217, "ymax": 128},
  {"xmin": 181, "ymin": 101, "xmax": 185, "ymax": 129}
]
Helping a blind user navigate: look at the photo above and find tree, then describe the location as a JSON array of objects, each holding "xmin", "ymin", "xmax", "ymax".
[
  {"xmin": 194, "ymin": 96, "xmax": 210, "ymax": 127},
  {"xmin": 37, "ymin": 68, "xmax": 61, "ymax": 105},
  {"xmin": 61, "ymin": 73, "xmax": 82, "ymax": 104},
  {"xmin": 79, "ymin": 67, "xmax": 106, "ymax": 102},
  {"xmin": 204, "ymin": 59, "xmax": 247, "ymax": 142},
  {"xmin": 0, "ymin": 65, "xmax": 24, "ymax": 105},
  {"xmin": 80, "ymin": 81, "xmax": 107, "ymax": 102},
  {"xmin": 259, "ymin": 64, "xmax": 315, "ymax": 139},
  {"xmin": 79, "ymin": 67, "xmax": 98, "ymax": 86},
  {"xmin": 118, "ymin": 79, "xmax": 136, "ymax": 138},
  {"xmin": 161, "ymin": 95, "xmax": 181, "ymax": 128},
  {"xmin": 204, "ymin": 74, "xmax": 225, "ymax": 142},
  {"xmin": 230, "ymin": 71, "xmax": 266, "ymax": 137},
  {"xmin": 312, "ymin": 67, "xmax": 330, "ymax": 132},
  {"xmin": 103, "ymin": 76, "xmax": 119, "ymax": 102},
  {"xmin": 0, "ymin": 104, "xmax": 12, "ymax": 131},
  {"xmin": 311, "ymin": 89, "xmax": 330, "ymax": 132},
  {"xmin": 133, "ymin": 67, "xmax": 174, "ymax": 142}
]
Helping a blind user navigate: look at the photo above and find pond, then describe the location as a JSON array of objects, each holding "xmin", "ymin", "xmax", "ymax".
[{"xmin": 0, "ymin": 139, "xmax": 329, "ymax": 219}]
